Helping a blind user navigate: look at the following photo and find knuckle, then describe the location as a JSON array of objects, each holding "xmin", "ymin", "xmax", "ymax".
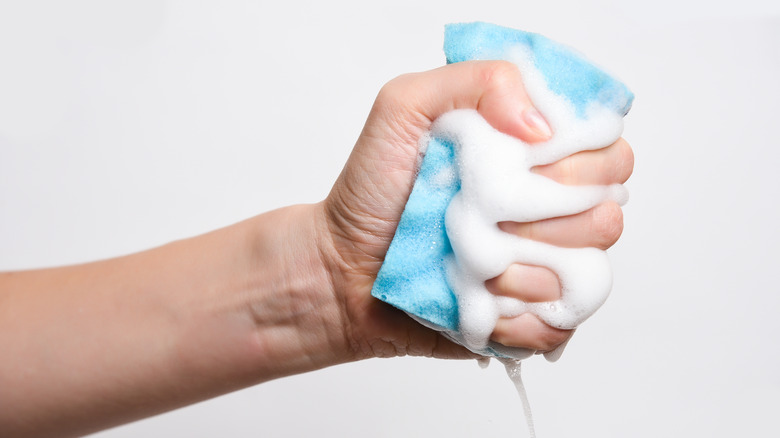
[
  {"xmin": 537, "ymin": 332, "xmax": 565, "ymax": 351},
  {"xmin": 592, "ymin": 202, "xmax": 624, "ymax": 248},
  {"xmin": 562, "ymin": 153, "xmax": 577, "ymax": 184},
  {"xmin": 476, "ymin": 60, "xmax": 520, "ymax": 92},
  {"xmin": 376, "ymin": 73, "xmax": 413, "ymax": 106},
  {"xmin": 372, "ymin": 73, "xmax": 428, "ymax": 137},
  {"xmin": 615, "ymin": 138, "xmax": 635, "ymax": 183}
]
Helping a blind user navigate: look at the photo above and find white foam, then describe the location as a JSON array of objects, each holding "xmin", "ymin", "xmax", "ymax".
[{"xmin": 431, "ymin": 49, "xmax": 626, "ymax": 359}]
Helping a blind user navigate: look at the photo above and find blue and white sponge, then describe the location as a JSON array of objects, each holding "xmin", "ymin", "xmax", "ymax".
[{"xmin": 371, "ymin": 22, "xmax": 634, "ymax": 360}]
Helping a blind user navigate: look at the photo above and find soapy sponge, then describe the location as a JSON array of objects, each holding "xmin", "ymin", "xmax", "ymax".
[
  {"xmin": 444, "ymin": 22, "xmax": 633, "ymax": 117},
  {"xmin": 371, "ymin": 22, "xmax": 633, "ymax": 359}
]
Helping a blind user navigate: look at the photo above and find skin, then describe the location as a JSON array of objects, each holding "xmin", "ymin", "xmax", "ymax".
[{"xmin": 0, "ymin": 60, "xmax": 633, "ymax": 437}]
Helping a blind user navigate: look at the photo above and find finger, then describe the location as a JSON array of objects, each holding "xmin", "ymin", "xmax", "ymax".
[
  {"xmin": 492, "ymin": 313, "xmax": 573, "ymax": 351},
  {"xmin": 375, "ymin": 60, "xmax": 552, "ymax": 144},
  {"xmin": 485, "ymin": 264, "xmax": 560, "ymax": 303},
  {"xmin": 498, "ymin": 201, "xmax": 624, "ymax": 250},
  {"xmin": 532, "ymin": 137, "xmax": 634, "ymax": 185}
]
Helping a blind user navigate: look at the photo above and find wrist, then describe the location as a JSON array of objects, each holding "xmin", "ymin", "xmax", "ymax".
[{"xmin": 239, "ymin": 203, "xmax": 353, "ymax": 379}]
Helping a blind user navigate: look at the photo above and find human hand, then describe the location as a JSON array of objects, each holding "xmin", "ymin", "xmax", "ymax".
[
  {"xmin": 319, "ymin": 60, "xmax": 633, "ymax": 360},
  {"xmin": 488, "ymin": 137, "xmax": 633, "ymax": 353},
  {"xmin": 0, "ymin": 59, "xmax": 632, "ymax": 438}
]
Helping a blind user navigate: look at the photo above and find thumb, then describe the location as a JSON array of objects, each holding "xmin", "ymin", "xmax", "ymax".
[
  {"xmin": 373, "ymin": 60, "xmax": 552, "ymax": 144},
  {"xmin": 323, "ymin": 61, "xmax": 550, "ymax": 266}
]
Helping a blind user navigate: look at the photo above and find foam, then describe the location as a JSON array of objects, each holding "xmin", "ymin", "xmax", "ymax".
[{"xmin": 371, "ymin": 22, "xmax": 633, "ymax": 360}]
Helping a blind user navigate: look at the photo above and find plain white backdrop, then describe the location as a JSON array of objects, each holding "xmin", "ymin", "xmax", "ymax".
[{"xmin": 1, "ymin": 1, "xmax": 779, "ymax": 437}]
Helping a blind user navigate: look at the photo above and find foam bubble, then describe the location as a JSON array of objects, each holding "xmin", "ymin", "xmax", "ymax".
[
  {"xmin": 432, "ymin": 100, "xmax": 624, "ymax": 356},
  {"xmin": 372, "ymin": 22, "xmax": 633, "ymax": 435},
  {"xmin": 371, "ymin": 23, "xmax": 632, "ymax": 361}
]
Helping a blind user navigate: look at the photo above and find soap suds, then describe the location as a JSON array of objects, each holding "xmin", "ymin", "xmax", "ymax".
[
  {"xmin": 425, "ymin": 40, "xmax": 627, "ymax": 359},
  {"xmin": 432, "ymin": 107, "xmax": 624, "ymax": 357},
  {"xmin": 433, "ymin": 37, "xmax": 627, "ymax": 435},
  {"xmin": 371, "ymin": 23, "xmax": 633, "ymax": 360},
  {"xmin": 372, "ymin": 22, "xmax": 633, "ymax": 435}
]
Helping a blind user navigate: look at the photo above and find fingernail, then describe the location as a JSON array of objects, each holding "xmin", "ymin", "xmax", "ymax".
[{"xmin": 522, "ymin": 107, "xmax": 553, "ymax": 139}]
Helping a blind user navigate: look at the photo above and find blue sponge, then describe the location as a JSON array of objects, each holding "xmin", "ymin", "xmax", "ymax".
[
  {"xmin": 371, "ymin": 22, "xmax": 633, "ymax": 354},
  {"xmin": 444, "ymin": 22, "xmax": 633, "ymax": 117},
  {"xmin": 372, "ymin": 136, "xmax": 461, "ymax": 331}
]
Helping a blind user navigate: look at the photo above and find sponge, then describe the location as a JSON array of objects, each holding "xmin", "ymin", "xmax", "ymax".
[{"xmin": 371, "ymin": 22, "xmax": 633, "ymax": 360}]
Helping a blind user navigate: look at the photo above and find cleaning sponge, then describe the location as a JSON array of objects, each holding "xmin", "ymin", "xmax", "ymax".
[
  {"xmin": 371, "ymin": 22, "xmax": 633, "ymax": 360},
  {"xmin": 444, "ymin": 22, "xmax": 633, "ymax": 117}
]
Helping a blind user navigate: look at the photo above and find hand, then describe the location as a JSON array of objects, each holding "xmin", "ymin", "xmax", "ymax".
[
  {"xmin": 319, "ymin": 60, "xmax": 633, "ymax": 360},
  {"xmin": 488, "ymin": 137, "xmax": 634, "ymax": 353},
  {"xmin": 0, "ymin": 59, "xmax": 632, "ymax": 438}
]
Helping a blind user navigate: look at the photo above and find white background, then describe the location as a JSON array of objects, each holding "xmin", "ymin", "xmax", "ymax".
[{"xmin": 1, "ymin": 1, "xmax": 779, "ymax": 437}]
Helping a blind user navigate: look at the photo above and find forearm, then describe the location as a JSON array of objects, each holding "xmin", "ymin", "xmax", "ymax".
[{"xmin": 0, "ymin": 203, "xmax": 345, "ymax": 437}]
